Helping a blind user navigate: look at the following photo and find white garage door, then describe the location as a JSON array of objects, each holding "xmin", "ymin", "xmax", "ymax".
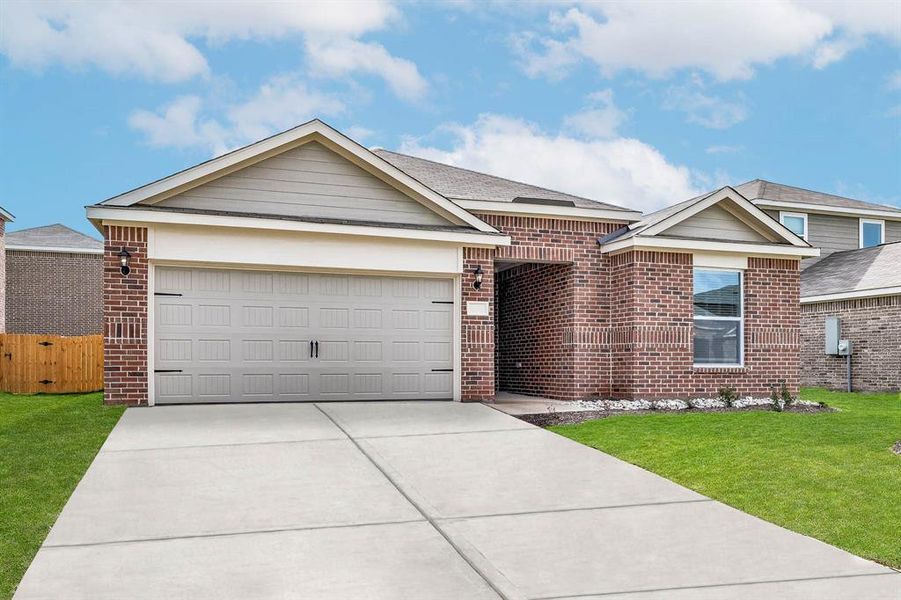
[{"xmin": 153, "ymin": 267, "xmax": 454, "ymax": 404}]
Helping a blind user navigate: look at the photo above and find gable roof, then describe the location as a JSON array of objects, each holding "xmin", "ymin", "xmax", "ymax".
[
  {"xmin": 598, "ymin": 186, "xmax": 820, "ymax": 258},
  {"xmin": 91, "ymin": 119, "xmax": 498, "ymax": 234},
  {"xmin": 373, "ymin": 149, "xmax": 637, "ymax": 214},
  {"xmin": 801, "ymin": 241, "xmax": 901, "ymax": 299},
  {"xmin": 6, "ymin": 223, "xmax": 102, "ymax": 253},
  {"xmin": 738, "ymin": 179, "xmax": 901, "ymax": 218}
]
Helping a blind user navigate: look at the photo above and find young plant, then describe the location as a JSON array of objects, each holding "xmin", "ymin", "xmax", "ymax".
[
  {"xmin": 770, "ymin": 383, "xmax": 783, "ymax": 412},
  {"xmin": 718, "ymin": 386, "xmax": 738, "ymax": 408},
  {"xmin": 779, "ymin": 379, "xmax": 794, "ymax": 408}
]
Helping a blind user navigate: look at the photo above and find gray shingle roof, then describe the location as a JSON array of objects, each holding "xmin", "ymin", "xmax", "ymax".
[
  {"xmin": 737, "ymin": 179, "xmax": 901, "ymax": 214},
  {"xmin": 801, "ymin": 241, "xmax": 901, "ymax": 297},
  {"xmin": 373, "ymin": 149, "xmax": 635, "ymax": 213},
  {"xmin": 6, "ymin": 224, "xmax": 102, "ymax": 252}
]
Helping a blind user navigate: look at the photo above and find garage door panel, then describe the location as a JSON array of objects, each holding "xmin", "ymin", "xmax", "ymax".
[{"xmin": 154, "ymin": 267, "xmax": 453, "ymax": 403}]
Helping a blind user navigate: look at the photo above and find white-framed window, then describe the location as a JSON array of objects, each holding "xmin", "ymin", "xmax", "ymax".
[
  {"xmin": 859, "ymin": 219, "xmax": 884, "ymax": 248},
  {"xmin": 693, "ymin": 268, "xmax": 743, "ymax": 367},
  {"xmin": 779, "ymin": 211, "xmax": 807, "ymax": 240}
]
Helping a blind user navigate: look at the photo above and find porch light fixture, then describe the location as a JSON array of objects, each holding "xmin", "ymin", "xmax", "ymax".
[
  {"xmin": 117, "ymin": 248, "xmax": 131, "ymax": 276},
  {"xmin": 473, "ymin": 265, "xmax": 483, "ymax": 290}
]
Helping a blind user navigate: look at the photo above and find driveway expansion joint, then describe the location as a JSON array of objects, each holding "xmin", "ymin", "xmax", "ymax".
[
  {"xmin": 531, "ymin": 571, "xmax": 901, "ymax": 599},
  {"xmin": 41, "ymin": 518, "xmax": 427, "ymax": 550},
  {"xmin": 354, "ymin": 427, "xmax": 538, "ymax": 440},
  {"xmin": 435, "ymin": 498, "xmax": 716, "ymax": 522},
  {"xmin": 100, "ymin": 436, "xmax": 349, "ymax": 453},
  {"xmin": 313, "ymin": 403, "xmax": 519, "ymax": 600}
]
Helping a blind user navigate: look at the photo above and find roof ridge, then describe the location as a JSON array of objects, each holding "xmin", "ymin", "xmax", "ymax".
[
  {"xmin": 374, "ymin": 148, "xmax": 634, "ymax": 212},
  {"xmin": 758, "ymin": 179, "xmax": 901, "ymax": 211}
]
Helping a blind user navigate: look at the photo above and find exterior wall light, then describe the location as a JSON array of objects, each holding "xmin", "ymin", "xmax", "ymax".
[
  {"xmin": 473, "ymin": 264, "xmax": 483, "ymax": 290},
  {"xmin": 117, "ymin": 248, "xmax": 131, "ymax": 276}
]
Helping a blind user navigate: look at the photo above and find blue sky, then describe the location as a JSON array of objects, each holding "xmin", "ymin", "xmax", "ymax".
[{"xmin": 1, "ymin": 1, "xmax": 900, "ymax": 237}]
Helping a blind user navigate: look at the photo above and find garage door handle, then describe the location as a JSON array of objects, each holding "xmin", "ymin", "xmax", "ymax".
[
  {"xmin": 315, "ymin": 341, "xmax": 319, "ymax": 358},
  {"xmin": 310, "ymin": 341, "xmax": 314, "ymax": 358}
]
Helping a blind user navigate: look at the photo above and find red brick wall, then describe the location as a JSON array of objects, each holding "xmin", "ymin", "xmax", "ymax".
[
  {"xmin": 800, "ymin": 295, "xmax": 900, "ymax": 392},
  {"xmin": 461, "ymin": 215, "xmax": 623, "ymax": 402},
  {"xmin": 608, "ymin": 251, "xmax": 801, "ymax": 399},
  {"xmin": 0, "ymin": 220, "xmax": 5, "ymax": 332},
  {"xmin": 5, "ymin": 250, "xmax": 103, "ymax": 335},
  {"xmin": 461, "ymin": 247, "xmax": 494, "ymax": 401},
  {"xmin": 496, "ymin": 263, "xmax": 574, "ymax": 398},
  {"xmin": 103, "ymin": 226, "xmax": 149, "ymax": 406}
]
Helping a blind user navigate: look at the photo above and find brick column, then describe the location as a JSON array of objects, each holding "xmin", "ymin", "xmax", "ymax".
[
  {"xmin": 103, "ymin": 226, "xmax": 148, "ymax": 405},
  {"xmin": 461, "ymin": 247, "xmax": 495, "ymax": 402}
]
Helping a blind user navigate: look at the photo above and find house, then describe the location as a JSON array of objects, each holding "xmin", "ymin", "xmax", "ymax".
[
  {"xmin": 736, "ymin": 180, "xmax": 901, "ymax": 392},
  {"xmin": 0, "ymin": 206, "xmax": 15, "ymax": 332},
  {"xmin": 737, "ymin": 179, "xmax": 901, "ymax": 265},
  {"xmin": 85, "ymin": 120, "xmax": 818, "ymax": 406},
  {"xmin": 5, "ymin": 224, "xmax": 104, "ymax": 335}
]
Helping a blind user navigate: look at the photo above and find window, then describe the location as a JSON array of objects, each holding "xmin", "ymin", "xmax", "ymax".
[
  {"xmin": 693, "ymin": 269, "xmax": 742, "ymax": 366},
  {"xmin": 859, "ymin": 219, "xmax": 884, "ymax": 248},
  {"xmin": 779, "ymin": 211, "xmax": 807, "ymax": 240}
]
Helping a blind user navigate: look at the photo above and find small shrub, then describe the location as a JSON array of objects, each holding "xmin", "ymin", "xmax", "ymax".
[
  {"xmin": 718, "ymin": 386, "xmax": 738, "ymax": 408},
  {"xmin": 779, "ymin": 380, "xmax": 794, "ymax": 408},
  {"xmin": 769, "ymin": 383, "xmax": 783, "ymax": 412},
  {"xmin": 684, "ymin": 397, "xmax": 695, "ymax": 410}
]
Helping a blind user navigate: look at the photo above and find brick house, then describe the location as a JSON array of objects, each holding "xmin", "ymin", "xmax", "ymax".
[
  {"xmin": 735, "ymin": 181, "xmax": 901, "ymax": 392},
  {"xmin": 5, "ymin": 224, "xmax": 103, "ymax": 335},
  {"xmin": 85, "ymin": 120, "xmax": 817, "ymax": 406}
]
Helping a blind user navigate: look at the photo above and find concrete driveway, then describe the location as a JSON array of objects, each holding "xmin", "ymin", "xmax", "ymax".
[{"xmin": 15, "ymin": 402, "xmax": 899, "ymax": 599}]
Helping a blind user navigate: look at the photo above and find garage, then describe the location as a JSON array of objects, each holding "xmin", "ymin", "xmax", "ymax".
[{"xmin": 153, "ymin": 266, "xmax": 455, "ymax": 404}]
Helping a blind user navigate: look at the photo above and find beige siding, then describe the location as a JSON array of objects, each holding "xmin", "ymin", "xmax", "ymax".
[
  {"xmin": 152, "ymin": 142, "xmax": 452, "ymax": 226},
  {"xmin": 886, "ymin": 220, "xmax": 901, "ymax": 244},
  {"xmin": 666, "ymin": 204, "xmax": 770, "ymax": 242}
]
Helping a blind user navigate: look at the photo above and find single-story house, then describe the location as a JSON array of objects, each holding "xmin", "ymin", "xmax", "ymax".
[
  {"xmin": 799, "ymin": 242, "xmax": 900, "ymax": 392},
  {"xmin": 85, "ymin": 120, "xmax": 818, "ymax": 406},
  {"xmin": 5, "ymin": 224, "xmax": 103, "ymax": 335},
  {"xmin": 0, "ymin": 205, "xmax": 15, "ymax": 332}
]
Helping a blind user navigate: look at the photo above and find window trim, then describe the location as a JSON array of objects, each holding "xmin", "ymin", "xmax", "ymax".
[
  {"xmin": 859, "ymin": 218, "xmax": 885, "ymax": 248},
  {"xmin": 692, "ymin": 267, "xmax": 744, "ymax": 368},
  {"xmin": 779, "ymin": 211, "xmax": 808, "ymax": 241}
]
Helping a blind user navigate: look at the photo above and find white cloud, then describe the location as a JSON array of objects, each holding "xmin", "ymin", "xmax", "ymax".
[
  {"xmin": 562, "ymin": 89, "xmax": 628, "ymax": 138},
  {"xmin": 399, "ymin": 114, "xmax": 702, "ymax": 213},
  {"xmin": 129, "ymin": 76, "xmax": 345, "ymax": 156},
  {"xmin": 663, "ymin": 80, "xmax": 749, "ymax": 129},
  {"xmin": 705, "ymin": 145, "xmax": 743, "ymax": 155},
  {"xmin": 306, "ymin": 38, "xmax": 428, "ymax": 101},
  {"xmin": 0, "ymin": 1, "xmax": 406, "ymax": 84},
  {"xmin": 887, "ymin": 71, "xmax": 901, "ymax": 91},
  {"xmin": 518, "ymin": 1, "xmax": 900, "ymax": 81}
]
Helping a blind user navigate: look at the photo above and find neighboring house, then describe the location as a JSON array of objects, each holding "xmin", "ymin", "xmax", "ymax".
[
  {"xmin": 0, "ymin": 206, "xmax": 14, "ymax": 332},
  {"xmin": 5, "ymin": 224, "xmax": 103, "ymax": 335},
  {"xmin": 85, "ymin": 120, "xmax": 817, "ymax": 406},
  {"xmin": 798, "ymin": 242, "xmax": 900, "ymax": 392},
  {"xmin": 735, "ymin": 180, "xmax": 901, "ymax": 392},
  {"xmin": 736, "ymin": 179, "xmax": 901, "ymax": 267}
]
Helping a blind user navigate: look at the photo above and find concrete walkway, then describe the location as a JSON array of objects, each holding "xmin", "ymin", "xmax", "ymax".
[{"xmin": 15, "ymin": 402, "xmax": 899, "ymax": 599}]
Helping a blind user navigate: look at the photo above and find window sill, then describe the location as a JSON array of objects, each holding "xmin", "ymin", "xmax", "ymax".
[{"xmin": 692, "ymin": 365, "xmax": 748, "ymax": 374}]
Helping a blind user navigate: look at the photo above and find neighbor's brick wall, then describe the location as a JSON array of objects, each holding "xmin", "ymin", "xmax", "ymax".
[
  {"xmin": 5, "ymin": 250, "xmax": 103, "ymax": 335},
  {"xmin": 0, "ymin": 221, "xmax": 5, "ymax": 332},
  {"xmin": 608, "ymin": 252, "xmax": 800, "ymax": 399},
  {"xmin": 103, "ymin": 226, "xmax": 149, "ymax": 405},
  {"xmin": 800, "ymin": 295, "xmax": 901, "ymax": 392}
]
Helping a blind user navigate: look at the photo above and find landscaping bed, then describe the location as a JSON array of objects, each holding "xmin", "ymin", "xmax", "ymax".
[{"xmin": 549, "ymin": 388, "xmax": 901, "ymax": 568}]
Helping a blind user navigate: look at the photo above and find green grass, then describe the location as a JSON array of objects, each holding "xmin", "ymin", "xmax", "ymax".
[
  {"xmin": 550, "ymin": 388, "xmax": 901, "ymax": 568},
  {"xmin": 0, "ymin": 392, "xmax": 123, "ymax": 599}
]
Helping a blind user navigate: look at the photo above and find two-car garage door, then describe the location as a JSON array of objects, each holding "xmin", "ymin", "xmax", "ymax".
[{"xmin": 153, "ymin": 267, "xmax": 454, "ymax": 404}]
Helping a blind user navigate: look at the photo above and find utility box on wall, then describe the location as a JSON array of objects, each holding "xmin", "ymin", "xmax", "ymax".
[{"xmin": 825, "ymin": 316, "xmax": 841, "ymax": 355}]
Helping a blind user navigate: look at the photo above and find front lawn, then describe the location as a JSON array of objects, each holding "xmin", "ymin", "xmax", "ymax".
[
  {"xmin": 0, "ymin": 392, "xmax": 123, "ymax": 599},
  {"xmin": 550, "ymin": 388, "xmax": 901, "ymax": 568}
]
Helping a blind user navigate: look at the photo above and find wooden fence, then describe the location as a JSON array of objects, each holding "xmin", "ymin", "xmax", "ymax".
[{"xmin": 0, "ymin": 334, "xmax": 103, "ymax": 394}]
